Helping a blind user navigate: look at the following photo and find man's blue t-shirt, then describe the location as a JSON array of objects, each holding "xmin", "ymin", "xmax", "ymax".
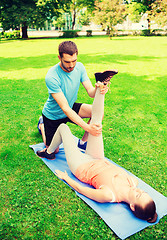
[{"xmin": 42, "ymin": 62, "xmax": 89, "ymax": 120}]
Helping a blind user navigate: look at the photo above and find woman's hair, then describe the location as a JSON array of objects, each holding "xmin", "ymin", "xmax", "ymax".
[
  {"xmin": 58, "ymin": 41, "xmax": 78, "ymax": 58},
  {"xmin": 133, "ymin": 200, "xmax": 157, "ymax": 223}
]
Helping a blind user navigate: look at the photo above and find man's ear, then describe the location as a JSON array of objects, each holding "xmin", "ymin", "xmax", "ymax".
[
  {"xmin": 130, "ymin": 203, "xmax": 135, "ymax": 212},
  {"xmin": 58, "ymin": 55, "xmax": 61, "ymax": 61}
]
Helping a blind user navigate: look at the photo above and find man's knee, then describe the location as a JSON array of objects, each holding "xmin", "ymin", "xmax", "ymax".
[{"xmin": 78, "ymin": 104, "xmax": 92, "ymax": 118}]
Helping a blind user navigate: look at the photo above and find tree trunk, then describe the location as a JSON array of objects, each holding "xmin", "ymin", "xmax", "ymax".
[
  {"xmin": 22, "ymin": 22, "xmax": 28, "ymax": 39},
  {"xmin": 106, "ymin": 26, "xmax": 110, "ymax": 35},
  {"xmin": 147, "ymin": 18, "xmax": 150, "ymax": 30},
  {"xmin": 72, "ymin": 9, "xmax": 76, "ymax": 30}
]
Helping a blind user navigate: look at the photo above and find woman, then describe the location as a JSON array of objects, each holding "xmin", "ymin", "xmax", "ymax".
[{"xmin": 37, "ymin": 70, "xmax": 157, "ymax": 223}]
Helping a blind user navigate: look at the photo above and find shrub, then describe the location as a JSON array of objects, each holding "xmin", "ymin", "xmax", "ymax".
[
  {"xmin": 132, "ymin": 30, "xmax": 141, "ymax": 36},
  {"xmin": 61, "ymin": 30, "xmax": 80, "ymax": 38},
  {"xmin": 13, "ymin": 30, "xmax": 20, "ymax": 39},
  {"xmin": 151, "ymin": 29, "xmax": 167, "ymax": 36},
  {"xmin": 4, "ymin": 32, "xmax": 12, "ymax": 39},
  {"xmin": 86, "ymin": 30, "xmax": 92, "ymax": 37},
  {"xmin": 141, "ymin": 29, "xmax": 151, "ymax": 36},
  {"xmin": 3, "ymin": 30, "xmax": 20, "ymax": 39}
]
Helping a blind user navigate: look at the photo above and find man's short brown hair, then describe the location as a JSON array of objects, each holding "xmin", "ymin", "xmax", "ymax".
[{"xmin": 58, "ymin": 41, "xmax": 78, "ymax": 58}]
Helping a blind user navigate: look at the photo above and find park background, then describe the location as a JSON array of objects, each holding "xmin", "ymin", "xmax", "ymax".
[
  {"xmin": 0, "ymin": 0, "xmax": 167, "ymax": 39},
  {"xmin": 0, "ymin": 0, "xmax": 167, "ymax": 239}
]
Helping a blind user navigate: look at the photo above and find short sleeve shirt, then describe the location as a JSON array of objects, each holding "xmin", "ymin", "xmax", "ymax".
[{"xmin": 42, "ymin": 62, "xmax": 89, "ymax": 120}]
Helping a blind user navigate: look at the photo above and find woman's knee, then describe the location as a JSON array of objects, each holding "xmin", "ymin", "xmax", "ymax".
[{"xmin": 58, "ymin": 123, "xmax": 70, "ymax": 133}]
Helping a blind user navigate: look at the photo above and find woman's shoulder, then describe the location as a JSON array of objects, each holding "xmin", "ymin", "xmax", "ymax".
[{"xmin": 130, "ymin": 175, "xmax": 138, "ymax": 187}]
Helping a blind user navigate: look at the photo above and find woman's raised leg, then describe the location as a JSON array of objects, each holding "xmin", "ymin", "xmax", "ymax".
[
  {"xmin": 47, "ymin": 124, "xmax": 93, "ymax": 174},
  {"xmin": 85, "ymin": 86, "xmax": 105, "ymax": 159}
]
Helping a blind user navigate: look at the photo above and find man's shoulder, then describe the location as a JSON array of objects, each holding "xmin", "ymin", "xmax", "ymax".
[
  {"xmin": 45, "ymin": 64, "xmax": 62, "ymax": 86},
  {"xmin": 76, "ymin": 62, "xmax": 84, "ymax": 68},
  {"xmin": 75, "ymin": 62, "xmax": 86, "ymax": 73},
  {"xmin": 46, "ymin": 63, "xmax": 62, "ymax": 80},
  {"xmin": 47, "ymin": 63, "xmax": 59, "ymax": 74}
]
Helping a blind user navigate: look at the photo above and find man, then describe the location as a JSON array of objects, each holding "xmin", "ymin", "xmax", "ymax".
[{"xmin": 38, "ymin": 41, "xmax": 108, "ymax": 157}]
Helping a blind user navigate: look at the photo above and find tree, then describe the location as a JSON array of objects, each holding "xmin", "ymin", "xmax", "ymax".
[
  {"xmin": 149, "ymin": 0, "xmax": 167, "ymax": 27},
  {"xmin": 65, "ymin": 0, "xmax": 95, "ymax": 30},
  {"xmin": 132, "ymin": 0, "xmax": 156, "ymax": 11},
  {"xmin": 94, "ymin": 0, "xmax": 127, "ymax": 34},
  {"xmin": 78, "ymin": 9, "xmax": 92, "ymax": 26},
  {"xmin": 131, "ymin": 0, "xmax": 156, "ymax": 29},
  {"xmin": 126, "ymin": 2, "xmax": 147, "ymax": 23},
  {"xmin": 0, "ymin": 0, "xmax": 70, "ymax": 38},
  {"xmin": 52, "ymin": 12, "xmax": 66, "ymax": 30}
]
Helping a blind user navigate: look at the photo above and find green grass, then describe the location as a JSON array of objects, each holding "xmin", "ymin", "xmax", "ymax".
[{"xmin": 0, "ymin": 36, "xmax": 167, "ymax": 239}]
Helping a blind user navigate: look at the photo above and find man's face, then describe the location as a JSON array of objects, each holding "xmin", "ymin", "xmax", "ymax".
[{"xmin": 59, "ymin": 53, "xmax": 77, "ymax": 72}]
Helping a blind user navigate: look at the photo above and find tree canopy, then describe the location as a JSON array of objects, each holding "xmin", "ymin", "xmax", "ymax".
[
  {"xmin": 131, "ymin": 0, "xmax": 167, "ymax": 28},
  {"xmin": 149, "ymin": 0, "xmax": 167, "ymax": 27},
  {"xmin": 0, "ymin": 0, "xmax": 166, "ymax": 38},
  {"xmin": 94, "ymin": 0, "xmax": 127, "ymax": 33},
  {"xmin": 126, "ymin": 2, "xmax": 147, "ymax": 23},
  {"xmin": 132, "ymin": 0, "xmax": 156, "ymax": 11},
  {"xmin": 0, "ymin": 0, "xmax": 70, "ymax": 38},
  {"xmin": 64, "ymin": 0, "xmax": 95, "ymax": 30}
]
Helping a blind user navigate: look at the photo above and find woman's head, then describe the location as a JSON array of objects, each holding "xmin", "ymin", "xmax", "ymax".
[
  {"xmin": 129, "ymin": 188, "xmax": 157, "ymax": 223},
  {"xmin": 133, "ymin": 200, "xmax": 157, "ymax": 223}
]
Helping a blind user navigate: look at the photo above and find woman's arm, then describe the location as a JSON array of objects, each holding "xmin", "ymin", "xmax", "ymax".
[{"xmin": 55, "ymin": 170, "xmax": 113, "ymax": 203}]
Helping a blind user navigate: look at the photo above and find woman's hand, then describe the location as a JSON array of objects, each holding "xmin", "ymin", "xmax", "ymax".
[
  {"xmin": 55, "ymin": 170, "xmax": 68, "ymax": 180},
  {"xmin": 55, "ymin": 169, "xmax": 112, "ymax": 203}
]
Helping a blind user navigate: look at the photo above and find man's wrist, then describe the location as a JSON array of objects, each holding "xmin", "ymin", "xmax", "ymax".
[{"xmin": 85, "ymin": 123, "xmax": 91, "ymax": 133}]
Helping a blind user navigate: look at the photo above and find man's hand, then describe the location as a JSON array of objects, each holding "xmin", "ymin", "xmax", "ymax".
[
  {"xmin": 88, "ymin": 123, "xmax": 102, "ymax": 136},
  {"xmin": 95, "ymin": 82, "xmax": 110, "ymax": 94}
]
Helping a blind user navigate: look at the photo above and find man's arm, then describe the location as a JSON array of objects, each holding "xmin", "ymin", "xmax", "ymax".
[
  {"xmin": 82, "ymin": 80, "xmax": 96, "ymax": 98},
  {"xmin": 51, "ymin": 92, "xmax": 102, "ymax": 136},
  {"xmin": 82, "ymin": 80, "xmax": 110, "ymax": 97}
]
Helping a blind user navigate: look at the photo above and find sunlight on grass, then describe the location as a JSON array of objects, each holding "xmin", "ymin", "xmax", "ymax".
[{"xmin": 0, "ymin": 36, "xmax": 166, "ymax": 240}]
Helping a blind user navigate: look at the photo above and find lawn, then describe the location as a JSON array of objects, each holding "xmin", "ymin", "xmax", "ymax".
[{"xmin": 0, "ymin": 36, "xmax": 166, "ymax": 239}]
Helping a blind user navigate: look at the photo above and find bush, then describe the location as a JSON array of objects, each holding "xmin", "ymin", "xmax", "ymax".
[
  {"xmin": 61, "ymin": 30, "xmax": 80, "ymax": 38},
  {"xmin": 151, "ymin": 29, "xmax": 167, "ymax": 36},
  {"xmin": 13, "ymin": 30, "xmax": 20, "ymax": 39},
  {"xmin": 3, "ymin": 30, "xmax": 20, "ymax": 39},
  {"xmin": 141, "ymin": 29, "xmax": 151, "ymax": 36},
  {"xmin": 4, "ymin": 32, "xmax": 12, "ymax": 39},
  {"xmin": 86, "ymin": 30, "xmax": 92, "ymax": 37}
]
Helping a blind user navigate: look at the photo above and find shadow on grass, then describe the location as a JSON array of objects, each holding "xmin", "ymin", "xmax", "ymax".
[{"xmin": 0, "ymin": 52, "xmax": 164, "ymax": 71}]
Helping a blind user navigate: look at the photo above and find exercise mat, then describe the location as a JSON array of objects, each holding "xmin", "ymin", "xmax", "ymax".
[{"xmin": 30, "ymin": 142, "xmax": 167, "ymax": 239}]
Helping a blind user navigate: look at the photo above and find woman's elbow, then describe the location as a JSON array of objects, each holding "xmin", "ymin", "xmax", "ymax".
[{"xmin": 103, "ymin": 192, "xmax": 113, "ymax": 203}]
